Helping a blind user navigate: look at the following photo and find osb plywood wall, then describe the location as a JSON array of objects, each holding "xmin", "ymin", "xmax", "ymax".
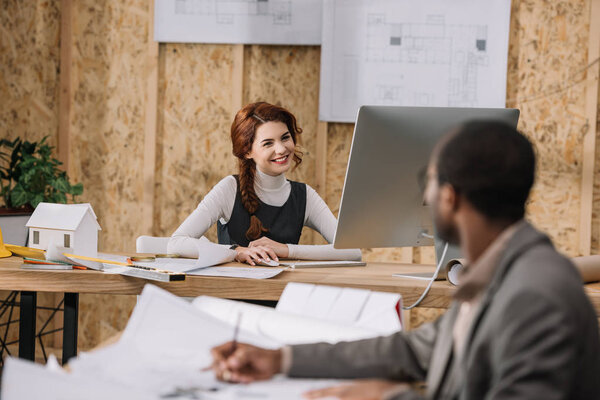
[
  {"xmin": 507, "ymin": 0, "xmax": 591, "ymax": 256},
  {"xmin": 1, "ymin": 0, "xmax": 598, "ymax": 351},
  {"xmin": 0, "ymin": 0, "xmax": 60, "ymax": 145},
  {"xmin": 154, "ymin": 43, "xmax": 240, "ymax": 245}
]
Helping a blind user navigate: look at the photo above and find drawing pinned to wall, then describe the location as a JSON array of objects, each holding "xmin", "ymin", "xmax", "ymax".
[
  {"xmin": 155, "ymin": 0, "xmax": 322, "ymax": 45},
  {"xmin": 319, "ymin": 0, "xmax": 511, "ymax": 122}
]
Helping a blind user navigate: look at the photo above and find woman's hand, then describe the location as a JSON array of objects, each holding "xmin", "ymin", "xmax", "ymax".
[
  {"xmin": 249, "ymin": 237, "xmax": 289, "ymax": 258},
  {"xmin": 234, "ymin": 245, "xmax": 278, "ymax": 266}
]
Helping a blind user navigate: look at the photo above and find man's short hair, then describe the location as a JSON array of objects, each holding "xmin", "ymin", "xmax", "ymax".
[{"xmin": 436, "ymin": 121, "xmax": 535, "ymax": 222}]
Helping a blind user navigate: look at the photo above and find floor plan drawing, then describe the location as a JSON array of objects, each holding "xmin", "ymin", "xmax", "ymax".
[
  {"xmin": 174, "ymin": 0, "xmax": 292, "ymax": 25},
  {"xmin": 319, "ymin": 0, "xmax": 511, "ymax": 122},
  {"xmin": 156, "ymin": 0, "xmax": 321, "ymax": 44}
]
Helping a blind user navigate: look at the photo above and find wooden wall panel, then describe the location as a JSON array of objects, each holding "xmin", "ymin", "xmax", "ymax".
[
  {"xmin": 0, "ymin": 0, "xmax": 60, "ymax": 145},
  {"xmin": 154, "ymin": 44, "xmax": 239, "ymax": 242},
  {"xmin": 594, "ymin": 83, "xmax": 600, "ymax": 254},
  {"xmin": 67, "ymin": 0, "xmax": 149, "ymax": 350},
  {"xmin": 507, "ymin": 0, "xmax": 591, "ymax": 256},
  {"xmin": 68, "ymin": 0, "xmax": 148, "ymax": 253},
  {"xmin": 243, "ymin": 45, "xmax": 321, "ymax": 188},
  {"xmin": 243, "ymin": 45, "xmax": 321, "ymax": 244}
]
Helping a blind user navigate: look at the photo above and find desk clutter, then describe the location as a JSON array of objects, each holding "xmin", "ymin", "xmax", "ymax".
[{"xmin": 1, "ymin": 283, "xmax": 402, "ymax": 399}]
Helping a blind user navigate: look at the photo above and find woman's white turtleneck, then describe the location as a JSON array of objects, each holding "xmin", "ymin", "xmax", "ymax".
[{"xmin": 168, "ymin": 169, "xmax": 362, "ymax": 261}]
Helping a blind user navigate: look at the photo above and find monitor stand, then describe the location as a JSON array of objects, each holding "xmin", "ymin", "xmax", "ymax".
[{"xmin": 392, "ymin": 238, "xmax": 462, "ymax": 282}]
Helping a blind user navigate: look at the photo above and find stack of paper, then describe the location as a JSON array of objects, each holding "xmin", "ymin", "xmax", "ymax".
[
  {"xmin": 1, "ymin": 282, "xmax": 402, "ymax": 398},
  {"xmin": 193, "ymin": 282, "xmax": 402, "ymax": 345}
]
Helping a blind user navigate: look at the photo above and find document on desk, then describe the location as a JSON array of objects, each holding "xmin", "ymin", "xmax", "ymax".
[
  {"xmin": 67, "ymin": 285, "xmax": 276, "ymax": 395},
  {"xmin": 131, "ymin": 238, "xmax": 237, "ymax": 273},
  {"xmin": 187, "ymin": 266, "xmax": 285, "ymax": 279},
  {"xmin": 192, "ymin": 283, "xmax": 402, "ymax": 345},
  {"xmin": 2, "ymin": 355, "xmax": 343, "ymax": 400},
  {"xmin": 1, "ymin": 357, "xmax": 152, "ymax": 400},
  {"xmin": 2, "ymin": 284, "xmax": 364, "ymax": 399},
  {"xmin": 61, "ymin": 285, "xmax": 347, "ymax": 399}
]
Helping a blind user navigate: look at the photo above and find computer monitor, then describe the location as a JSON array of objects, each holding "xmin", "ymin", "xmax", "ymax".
[{"xmin": 333, "ymin": 106, "xmax": 520, "ymax": 267}]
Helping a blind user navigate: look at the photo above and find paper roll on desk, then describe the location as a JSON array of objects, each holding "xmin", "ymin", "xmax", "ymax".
[
  {"xmin": 393, "ymin": 259, "xmax": 464, "ymax": 286},
  {"xmin": 440, "ymin": 255, "xmax": 600, "ymax": 285},
  {"xmin": 444, "ymin": 259, "xmax": 465, "ymax": 286},
  {"xmin": 571, "ymin": 256, "xmax": 600, "ymax": 283}
]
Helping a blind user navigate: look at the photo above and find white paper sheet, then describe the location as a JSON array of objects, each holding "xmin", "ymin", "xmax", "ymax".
[
  {"xmin": 155, "ymin": 0, "xmax": 322, "ymax": 45},
  {"xmin": 326, "ymin": 287, "xmax": 371, "ymax": 324},
  {"xmin": 355, "ymin": 292, "xmax": 402, "ymax": 334},
  {"xmin": 319, "ymin": 0, "xmax": 511, "ymax": 122},
  {"xmin": 1, "ymin": 357, "xmax": 152, "ymax": 400},
  {"xmin": 132, "ymin": 239, "xmax": 236, "ymax": 273},
  {"xmin": 4, "ymin": 285, "xmax": 357, "ymax": 399},
  {"xmin": 192, "ymin": 295, "xmax": 379, "ymax": 345},
  {"xmin": 302, "ymin": 285, "xmax": 342, "ymax": 319},
  {"xmin": 187, "ymin": 266, "xmax": 285, "ymax": 279},
  {"xmin": 68, "ymin": 285, "xmax": 275, "ymax": 395},
  {"xmin": 46, "ymin": 241, "xmax": 75, "ymax": 263},
  {"xmin": 275, "ymin": 282, "xmax": 315, "ymax": 313}
]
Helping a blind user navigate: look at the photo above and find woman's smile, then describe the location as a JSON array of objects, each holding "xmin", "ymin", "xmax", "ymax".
[{"xmin": 271, "ymin": 154, "xmax": 290, "ymax": 164}]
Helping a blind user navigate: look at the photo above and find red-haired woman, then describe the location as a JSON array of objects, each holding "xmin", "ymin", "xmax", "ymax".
[{"xmin": 168, "ymin": 102, "xmax": 361, "ymax": 265}]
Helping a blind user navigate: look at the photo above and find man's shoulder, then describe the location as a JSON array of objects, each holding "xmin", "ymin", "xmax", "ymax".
[{"xmin": 499, "ymin": 241, "xmax": 592, "ymax": 318}]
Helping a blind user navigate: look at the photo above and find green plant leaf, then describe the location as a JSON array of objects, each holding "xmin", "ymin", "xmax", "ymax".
[
  {"xmin": 70, "ymin": 183, "xmax": 84, "ymax": 196},
  {"xmin": 31, "ymin": 193, "xmax": 45, "ymax": 209},
  {"xmin": 10, "ymin": 184, "xmax": 28, "ymax": 208},
  {"xmin": 51, "ymin": 176, "xmax": 70, "ymax": 193},
  {"xmin": 1, "ymin": 136, "xmax": 83, "ymax": 209},
  {"xmin": 54, "ymin": 192, "xmax": 67, "ymax": 204}
]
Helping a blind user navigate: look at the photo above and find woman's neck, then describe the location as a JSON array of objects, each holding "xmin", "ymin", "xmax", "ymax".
[{"xmin": 255, "ymin": 168, "xmax": 287, "ymax": 191}]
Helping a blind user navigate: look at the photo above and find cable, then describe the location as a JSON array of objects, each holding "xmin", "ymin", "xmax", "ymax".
[{"xmin": 402, "ymin": 242, "xmax": 448, "ymax": 310}]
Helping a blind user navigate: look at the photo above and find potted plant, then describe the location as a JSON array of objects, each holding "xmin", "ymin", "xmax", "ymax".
[{"xmin": 0, "ymin": 137, "xmax": 83, "ymax": 245}]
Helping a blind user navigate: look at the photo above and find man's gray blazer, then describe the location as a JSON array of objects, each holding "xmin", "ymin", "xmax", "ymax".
[{"xmin": 288, "ymin": 223, "xmax": 600, "ymax": 399}]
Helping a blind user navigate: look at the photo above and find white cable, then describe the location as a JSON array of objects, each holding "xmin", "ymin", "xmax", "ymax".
[
  {"xmin": 402, "ymin": 242, "xmax": 449, "ymax": 310},
  {"xmin": 420, "ymin": 231, "xmax": 435, "ymax": 240}
]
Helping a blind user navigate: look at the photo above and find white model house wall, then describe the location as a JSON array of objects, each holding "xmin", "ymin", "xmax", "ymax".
[{"xmin": 28, "ymin": 211, "xmax": 99, "ymax": 256}]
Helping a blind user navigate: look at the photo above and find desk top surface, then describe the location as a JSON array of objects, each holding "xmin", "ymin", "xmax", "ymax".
[{"xmin": 1, "ymin": 256, "xmax": 599, "ymax": 313}]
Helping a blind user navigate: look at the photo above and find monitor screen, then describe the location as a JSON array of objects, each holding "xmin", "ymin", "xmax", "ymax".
[{"xmin": 333, "ymin": 105, "xmax": 520, "ymax": 250}]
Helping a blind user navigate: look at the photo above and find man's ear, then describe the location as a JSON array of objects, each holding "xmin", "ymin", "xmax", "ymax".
[{"xmin": 439, "ymin": 183, "xmax": 459, "ymax": 212}]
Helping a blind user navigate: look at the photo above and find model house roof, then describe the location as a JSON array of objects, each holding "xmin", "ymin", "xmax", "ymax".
[{"xmin": 26, "ymin": 202, "xmax": 102, "ymax": 231}]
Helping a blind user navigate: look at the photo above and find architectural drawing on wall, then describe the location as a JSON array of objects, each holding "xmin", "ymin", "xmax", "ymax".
[
  {"xmin": 156, "ymin": 0, "xmax": 321, "ymax": 45},
  {"xmin": 319, "ymin": 0, "xmax": 511, "ymax": 122},
  {"xmin": 174, "ymin": 0, "xmax": 292, "ymax": 25}
]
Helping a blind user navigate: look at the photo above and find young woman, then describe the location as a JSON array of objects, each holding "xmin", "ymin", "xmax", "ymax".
[{"xmin": 167, "ymin": 102, "xmax": 361, "ymax": 265}]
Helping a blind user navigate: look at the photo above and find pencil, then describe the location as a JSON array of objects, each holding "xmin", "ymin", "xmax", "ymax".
[{"xmin": 201, "ymin": 311, "xmax": 243, "ymax": 372}]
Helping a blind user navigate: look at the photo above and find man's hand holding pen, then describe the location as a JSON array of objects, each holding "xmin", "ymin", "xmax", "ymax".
[{"xmin": 209, "ymin": 341, "xmax": 283, "ymax": 383}]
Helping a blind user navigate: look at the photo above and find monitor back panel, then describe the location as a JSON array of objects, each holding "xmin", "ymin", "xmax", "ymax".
[{"xmin": 334, "ymin": 106, "xmax": 519, "ymax": 249}]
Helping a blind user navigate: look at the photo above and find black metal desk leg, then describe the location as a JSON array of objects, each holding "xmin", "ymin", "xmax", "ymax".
[
  {"xmin": 62, "ymin": 292, "xmax": 78, "ymax": 364},
  {"xmin": 18, "ymin": 291, "xmax": 36, "ymax": 360}
]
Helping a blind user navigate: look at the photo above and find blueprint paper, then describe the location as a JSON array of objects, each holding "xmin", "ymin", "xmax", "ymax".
[
  {"xmin": 155, "ymin": 0, "xmax": 322, "ymax": 44},
  {"xmin": 3, "ymin": 285, "xmax": 362, "ymax": 399},
  {"xmin": 67, "ymin": 285, "xmax": 275, "ymax": 395},
  {"xmin": 192, "ymin": 295, "xmax": 381, "ymax": 345},
  {"xmin": 319, "ymin": 0, "xmax": 511, "ymax": 122},
  {"xmin": 187, "ymin": 265, "xmax": 285, "ymax": 279},
  {"xmin": 1, "ymin": 357, "xmax": 152, "ymax": 400}
]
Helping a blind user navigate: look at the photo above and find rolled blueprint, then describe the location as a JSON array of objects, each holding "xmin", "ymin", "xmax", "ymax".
[
  {"xmin": 571, "ymin": 256, "xmax": 600, "ymax": 283},
  {"xmin": 444, "ymin": 255, "xmax": 600, "ymax": 286}
]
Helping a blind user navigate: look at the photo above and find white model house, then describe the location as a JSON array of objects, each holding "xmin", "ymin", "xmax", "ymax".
[{"xmin": 26, "ymin": 202, "xmax": 101, "ymax": 256}]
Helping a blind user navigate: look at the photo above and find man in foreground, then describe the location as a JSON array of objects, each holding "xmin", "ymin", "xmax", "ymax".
[{"xmin": 210, "ymin": 121, "xmax": 600, "ymax": 399}]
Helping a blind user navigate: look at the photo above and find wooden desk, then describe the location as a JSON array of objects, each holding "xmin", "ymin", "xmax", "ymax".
[
  {"xmin": 1, "ymin": 256, "xmax": 599, "ymax": 363},
  {"xmin": 0, "ymin": 257, "xmax": 455, "ymax": 306}
]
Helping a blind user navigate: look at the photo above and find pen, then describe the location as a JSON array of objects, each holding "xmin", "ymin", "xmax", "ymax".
[
  {"xmin": 201, "ymin": 311, "xmax": 243, "ymax": 372},
  {"xmin": 230, "ymin": 311, "xmax": 242, "ymax": 354}
]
